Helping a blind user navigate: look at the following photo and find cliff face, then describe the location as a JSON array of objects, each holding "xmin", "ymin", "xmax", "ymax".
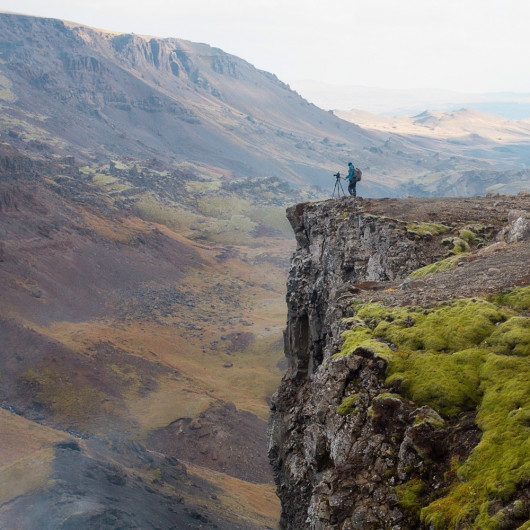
[{"xmin": 269, "ymin": 195, "xmax": 530, "ymax": 529}]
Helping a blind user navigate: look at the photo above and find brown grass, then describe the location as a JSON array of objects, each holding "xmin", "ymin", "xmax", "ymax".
[
  {"xmin": 0, "ymin": 409, "xmax": 63, "ymax": 463},
  {"xmin": 187, "ymin": 463, "xmax": 280, "ymax": 529},
  {"xmin": 0, "ymin": 410, "xmax": 65, "ymax": 505},
  {"xmin": 0, "ymin": 448, "xmax": 55, "ymax": 505}
]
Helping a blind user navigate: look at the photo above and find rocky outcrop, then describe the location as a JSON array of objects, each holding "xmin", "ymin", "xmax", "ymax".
[
  {"xmin": 269, "ymin": 195, "xmax": 530, "ymax": 529},
  {"xmin": 282, "ymin": 200, "xmax": 446, "ymax": 380},
  {"xmin": 505, "ymin": 208, "xmax": 530, "ymax": 243}
]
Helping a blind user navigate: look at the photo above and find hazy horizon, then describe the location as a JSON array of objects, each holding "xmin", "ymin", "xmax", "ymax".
[
  {"xmin": 288, "ymin": 80, "xmax": 530, "ymax": 118},
  {"xmin": 1, "ymin": 0, "xmax": 530, "ymax": 95}
]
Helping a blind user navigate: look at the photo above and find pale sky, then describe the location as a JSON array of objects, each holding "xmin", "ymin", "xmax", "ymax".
[{"xmin": 1, "ymin": 0, "xmax": 530, "ymax": 93}]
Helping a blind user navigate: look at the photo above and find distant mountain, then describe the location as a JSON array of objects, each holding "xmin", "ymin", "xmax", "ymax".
[
  {"xmin": 335, "ymin": 107, "xmax": 530, "ymax": 196},
  {"xmin": 290, "ymin": 80, "xmax": 530, "ymax": 119},
  {"xmin": 335, "ymin": 108, "xmax": 530, "ymax": 142}
]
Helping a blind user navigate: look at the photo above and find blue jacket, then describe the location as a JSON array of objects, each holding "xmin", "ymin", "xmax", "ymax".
[{"xmin": 347, "ymin": 165, "xmax": 355, "ymax": 181}]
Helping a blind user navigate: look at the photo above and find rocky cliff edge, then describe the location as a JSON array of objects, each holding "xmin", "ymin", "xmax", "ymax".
[{"xmin": 269, "ymin": 194, "xmax": 530, "ymax": 529}]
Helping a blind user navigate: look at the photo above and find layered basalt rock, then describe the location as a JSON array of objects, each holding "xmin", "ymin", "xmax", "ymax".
[{"xmin": 269, "ymin": 195, "xmax": 530, "ymax": 529}]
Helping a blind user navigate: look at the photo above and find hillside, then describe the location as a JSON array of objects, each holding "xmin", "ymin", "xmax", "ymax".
[
  {"xmin": 270, "ymin": 194, "xmax": 530, "ymax": 529},
  {"xmin": 0, "ymin": 12, "xmax": 391, "ymax": 193},
  {"xmin": 0, "ymin": 141, "xmax": 306, "ymax": 528}
]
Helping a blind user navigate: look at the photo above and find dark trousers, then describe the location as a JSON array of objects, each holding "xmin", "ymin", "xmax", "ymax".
[{"xmin": 348, "ymin": 180, "xmax": 356, "ymax": 197}]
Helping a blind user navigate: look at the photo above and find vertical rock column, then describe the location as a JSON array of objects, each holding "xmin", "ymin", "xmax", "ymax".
[{"xmin": 269, "ymin": 199, "xmax": 439, "ymax": 529}]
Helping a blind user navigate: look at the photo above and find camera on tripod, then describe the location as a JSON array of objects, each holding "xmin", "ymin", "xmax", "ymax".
[{"xmin": 332, "ymin": 171, "xmax": 345, "ymax": 198}]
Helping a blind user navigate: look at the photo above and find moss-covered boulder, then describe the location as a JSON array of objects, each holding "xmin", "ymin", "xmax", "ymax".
[{"xmin": 408, "ymin": 254, "xmax": 464, "ymax": 278}]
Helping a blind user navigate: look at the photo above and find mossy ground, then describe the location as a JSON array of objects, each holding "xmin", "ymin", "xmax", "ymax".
[
  {"xmin": 459, "ymin": 228, "xmax": 483, "ymax": 246},
  {"xmin": 409, "ymin": 254, "xmax": 466, "ymax": 278},
  {"xmin": 21, "ymin": 368, "xmax": 111, "ymax": 431},
  {"xmin": 407, "ymin": 225, "xmax": 489, "ymax": 279},
  {"xmin": 405, "ymin": 222, "xmax": 452, "ymax": 236},
  {"xmin": 337, "ymin": 286, "xmax": 530, "ymax": 529},
  {"xmin": 396, "ymin": 479, "xmax": 425, "ymax": 514},
  {"xmin": 336, "ymin": 394, "xmax": 360, "ymax": 416},
  {"xmin": 442, "ymin": 236, "xmax": 470, "ymax": 254}
]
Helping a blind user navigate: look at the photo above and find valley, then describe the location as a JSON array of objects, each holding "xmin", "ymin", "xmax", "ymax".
[{"xmin": 0, "ymin": 143, "xmax": 307, "ymax": 527}]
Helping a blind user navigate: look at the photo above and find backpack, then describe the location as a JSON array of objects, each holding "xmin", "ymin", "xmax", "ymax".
[{"xmin": 354, "ymin": 167, "xmax": 362, "ymax": 182}]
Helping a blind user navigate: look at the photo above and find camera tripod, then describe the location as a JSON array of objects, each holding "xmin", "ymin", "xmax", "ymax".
[{"xmin": 332, "ymin": 172, "xmax": 345, "ymax": 198}]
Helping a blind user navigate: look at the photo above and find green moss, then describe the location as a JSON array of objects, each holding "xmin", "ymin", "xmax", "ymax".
[
  {"xmin": 337, "ymin": 394, "xmax": 360, "ymax": 416},
  {"xmin": 342, "ymin": 288, "xmax": 530, "ymax": 529},
  {"xmin": 335, "ymin": 323, "xmax": 394, "ymax": 361},
  {"xmin": 387, "ymin": 348, "xmax": 485, "ymax": 417},
  {"xmin": 373, "ymin": 392, "xmax": 403, "ymax": 402},
  {"xmin": 459, "ymin": 228, "xmax": 482, "ymax": 245},
  {"xmin": 513, "ymin": 500, "xmax": 525, "ymax": 518},
  {"xmin": 490, "ymin": 286, "xmax": 530, "ymax": 313},
  {"xmin": 355, "ymin": 303, "xmax": 414, "ymax": 330},
  {"xmin": 451, "ymin": 237, "xmax": 471, "ymax": 254},
  {"xmin": 396, "ymin": 478, "xmax": 425, "ymax": 514},
  {"xmin": 442, "ymin": 236, "xmax": 471, "ymax": 254},
  {"xmin": 409, "ymin": 255, "xmax": 464, "ymax": 278},
  {"xmin": 406, "ymin": 222, "xmax": 452, "ymax": 236},
  {"xmin": 487, "ymin": 317, "xmax": 530, "ymax": 357},
  {"xmin": 371, "ymin": 299, "xmax": 505, "ymax": 354}
]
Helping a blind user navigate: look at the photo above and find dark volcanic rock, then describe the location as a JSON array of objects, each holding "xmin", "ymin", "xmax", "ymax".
[{"xmin": 0, "ymin": 436, "xmax": 251, "ymax": 530}]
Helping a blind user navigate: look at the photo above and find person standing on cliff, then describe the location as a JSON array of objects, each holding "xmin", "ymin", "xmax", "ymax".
[{"xmin": 345, "ymin": 162, "xmax": 358, "ymax": 197}]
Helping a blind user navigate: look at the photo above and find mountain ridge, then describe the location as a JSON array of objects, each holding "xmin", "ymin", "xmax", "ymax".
[{"xmin": 0, "ymin": 12, "xmax": 389, "ymax": 190}]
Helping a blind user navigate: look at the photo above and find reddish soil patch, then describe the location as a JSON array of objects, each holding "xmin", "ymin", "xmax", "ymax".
[{"xmin": 148, "ymin": 401, "xmax": 272, "ymax": 484}]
